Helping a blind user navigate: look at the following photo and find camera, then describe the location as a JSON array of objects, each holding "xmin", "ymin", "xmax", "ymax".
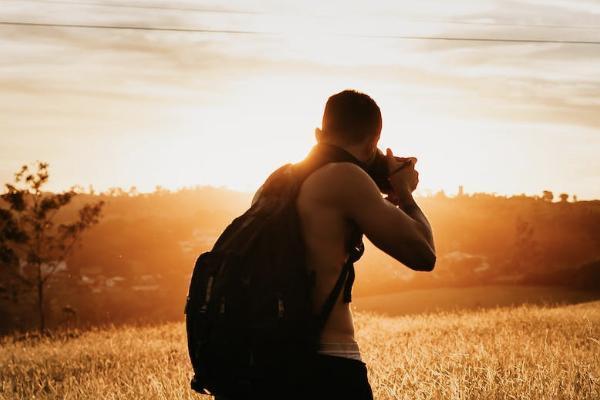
[{"xmin": 366, "ymin": 148, "xmax": 405, "ymax": 194}]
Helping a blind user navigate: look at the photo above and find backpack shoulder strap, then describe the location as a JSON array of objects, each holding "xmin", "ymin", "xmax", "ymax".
[
  {"xmin": 253, "ymin": 142, "xmax": 369, "ymax": 206},
  {"xmin": 315, "ymin": 240, "xmax": 364, "ymax": 333},
  {"xmin": 252, "ymin": 143, "xmax": 369, "ymax": 335},
  {"xmin": 291, "ymin": 142, "xmax": 370, "ymax": 186}
]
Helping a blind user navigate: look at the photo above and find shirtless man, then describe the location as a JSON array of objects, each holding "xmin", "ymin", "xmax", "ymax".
[
  {"xmin": 294, "ymin": 90, "xmax": 436, "ymax": 398},
  {"xmin": 244, "ymin": 90, "xmax": 435, "ymax": 398}
]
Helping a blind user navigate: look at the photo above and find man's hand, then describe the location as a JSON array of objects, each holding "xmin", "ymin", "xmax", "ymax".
[{"xmin": 385, "ymin": 148, "xmax": 418, "ymax": 204}]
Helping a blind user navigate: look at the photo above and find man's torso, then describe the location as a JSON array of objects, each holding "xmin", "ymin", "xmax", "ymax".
[{"xmin": 296, "ymin": 162, "xmax": 359, "ymax": 344}]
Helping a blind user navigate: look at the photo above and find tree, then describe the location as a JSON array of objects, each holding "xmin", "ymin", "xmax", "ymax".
[
  {"xmin": 128, "ymin": 186, "xmax": 139, "ymax": 197},
  {"xmin": 0, "ymin": 162, "xmax": 104, "ymax": 333},
  {"xmin": 105, "ymin": 187, "xmax": 126, "ymax": 197},
  {"xmin": 559, "ymin": 193, "xmax": 569, "ymax": 203},
  {"xmin": 542, "ymin": 190, "xmax": 554, "ymax": 202}
]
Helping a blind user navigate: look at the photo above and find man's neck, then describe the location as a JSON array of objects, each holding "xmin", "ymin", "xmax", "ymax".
[{"xmin": 318, "ymin": 140, "xmax": 372, "ymax": 164}]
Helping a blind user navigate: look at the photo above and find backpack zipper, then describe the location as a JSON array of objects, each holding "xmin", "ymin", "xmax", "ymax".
[
  {"xmin": 219, "ymin": 296, "xmax": 226, "ymax": 314},
  {"xmin": 277, "ymin": 296, "xmax": 285, "ymax": 318},
  {"xmin": 200, "ymin": 275, "xmax": 214, "ymax": 313}
]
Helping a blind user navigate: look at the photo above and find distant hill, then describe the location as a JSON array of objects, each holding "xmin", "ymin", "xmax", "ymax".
[
  {"xmin": 1, "ymin": 186, "xmax": 599, "ymax": 332},
  {"xmin": 353, "ymin": 285, "xmax": 600, "ymax": 316}
]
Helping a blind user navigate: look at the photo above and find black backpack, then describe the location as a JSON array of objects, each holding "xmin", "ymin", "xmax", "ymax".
[{"xmin": 184, "ymin": 143, "xmax": 368, "ymax": 397}]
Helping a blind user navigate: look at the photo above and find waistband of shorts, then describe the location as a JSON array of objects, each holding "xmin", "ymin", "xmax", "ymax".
[{"xmin": 317, "ymin": 341, "xmax": 362, "ymax": 362}]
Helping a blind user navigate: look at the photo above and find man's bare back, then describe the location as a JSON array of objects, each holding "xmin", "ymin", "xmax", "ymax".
[
  {"xmin": 295, "ymin": 154, "xmax": 436, "ymax": 347},
  {"xmin": 296, "ymin": 162, "xmax": 359, "ymax": 343}
]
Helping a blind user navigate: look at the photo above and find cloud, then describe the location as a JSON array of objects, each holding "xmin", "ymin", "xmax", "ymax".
[{"xmin": 1, "ymin": 0, "xmax": 599, "ymax": 197}]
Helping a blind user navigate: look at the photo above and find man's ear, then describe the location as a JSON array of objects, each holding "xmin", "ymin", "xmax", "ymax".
[
  {"xmin": 315, "ymin": 127, "xmax": 324, "ymax": 142},
  {"xmin": 370, "ymin": 132, "xmax": 380, "ymax": 152}
]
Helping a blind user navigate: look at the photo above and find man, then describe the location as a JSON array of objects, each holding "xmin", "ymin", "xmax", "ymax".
[{"xmin": 264, "ymin": 89, "xmax": 436, "ymax": 398}]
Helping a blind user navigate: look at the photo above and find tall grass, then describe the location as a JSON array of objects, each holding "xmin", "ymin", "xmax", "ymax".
[{"xmin": 1, "ymin": 302, "xmax": 598, "ymax": 399}]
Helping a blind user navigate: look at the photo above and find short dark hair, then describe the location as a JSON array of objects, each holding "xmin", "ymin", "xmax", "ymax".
[{"xmin": 322, "ymin": 90, "xmax": 382, "ymax": 144}]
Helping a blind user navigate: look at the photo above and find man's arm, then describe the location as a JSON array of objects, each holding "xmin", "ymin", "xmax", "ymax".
[
  {"xmin": 387, "ymin": 192, "xmax": 434, "ymax": 252},
  {"xmin": 330, "ymin": 163, "xmax": 436, "ymax": 271}
]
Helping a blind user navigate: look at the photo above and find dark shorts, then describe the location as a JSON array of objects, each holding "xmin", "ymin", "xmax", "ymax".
[
  {"xmin": 214, "ymin": 354, "xmax": 373, "ymax": 400},
  {"xmin": 308, "ymin": 354, "xmax": 373, "ymax": 400}
]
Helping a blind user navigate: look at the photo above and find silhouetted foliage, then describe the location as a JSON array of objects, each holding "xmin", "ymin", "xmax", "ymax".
[
  {"xmin": 0, "ymin": 162, "xmax": 104, "ymax": 333},
  {"xmin": 542, "ymin": 190, "xmax": 554, "ymax": 202}
]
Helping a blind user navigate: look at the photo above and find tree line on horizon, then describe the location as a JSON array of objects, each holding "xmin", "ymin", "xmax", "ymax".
[
  {"xmin": 80, "ymin": 182, "xmax": 584, "ymax": 204},
  {"xmin": 1, "ymin": 163, "xmax": 599, "ymax": 333}
]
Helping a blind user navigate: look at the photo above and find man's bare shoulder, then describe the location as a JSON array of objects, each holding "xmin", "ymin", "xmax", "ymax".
[
  {"xmin": 306, "ymin": 162, "xmax": 373, "ymax": 185},
  {"xmin": 300, "ymin": 162, "xmax": 381, "ymax": 207}
]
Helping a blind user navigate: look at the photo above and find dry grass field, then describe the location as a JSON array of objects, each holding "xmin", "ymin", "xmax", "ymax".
[{"xmin": 1, "ymin": 301, "xmax": 599, "ymax": 400}]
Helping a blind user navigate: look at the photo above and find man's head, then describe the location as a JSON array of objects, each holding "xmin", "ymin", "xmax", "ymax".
[{"xmin": 317, "ymin": 89, "xmax": 382, "ymax": 150}]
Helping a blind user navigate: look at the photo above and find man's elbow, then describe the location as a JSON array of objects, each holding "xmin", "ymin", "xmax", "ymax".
[
  {"xmin": 416, "ymin": 251, "xmax": 436, "ymax": 272},
  {"xmin": 407, "ymin": 248, "xmax": 436, "ymax": 272}
]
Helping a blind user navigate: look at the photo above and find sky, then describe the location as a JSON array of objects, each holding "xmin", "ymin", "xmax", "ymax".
[{"xmin": 1, "ymin": 0, "xmax": 600, "ymax": 199}]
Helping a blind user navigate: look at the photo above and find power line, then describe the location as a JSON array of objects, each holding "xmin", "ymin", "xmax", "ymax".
[
  {"xmin": 410, "ymin": 18, "xmax": 600, "ymax": 31},
  {"xmin": 16, "ymin": 0, "xmax": 263, "ymax": 15},
  {"xmin": 14, "ymin": 0, "xmax": 600, "ymax": 31},
  {"xmin": 0, "ymin": 20, "xmax": 264, "ymax": 35},
  {"xmin": 355, "ymin": 33, "xmax": 600, "ymax": 45},
  {"xmin": 2, "ymin": 20, "xmax": 600, "ymax": 45}
]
